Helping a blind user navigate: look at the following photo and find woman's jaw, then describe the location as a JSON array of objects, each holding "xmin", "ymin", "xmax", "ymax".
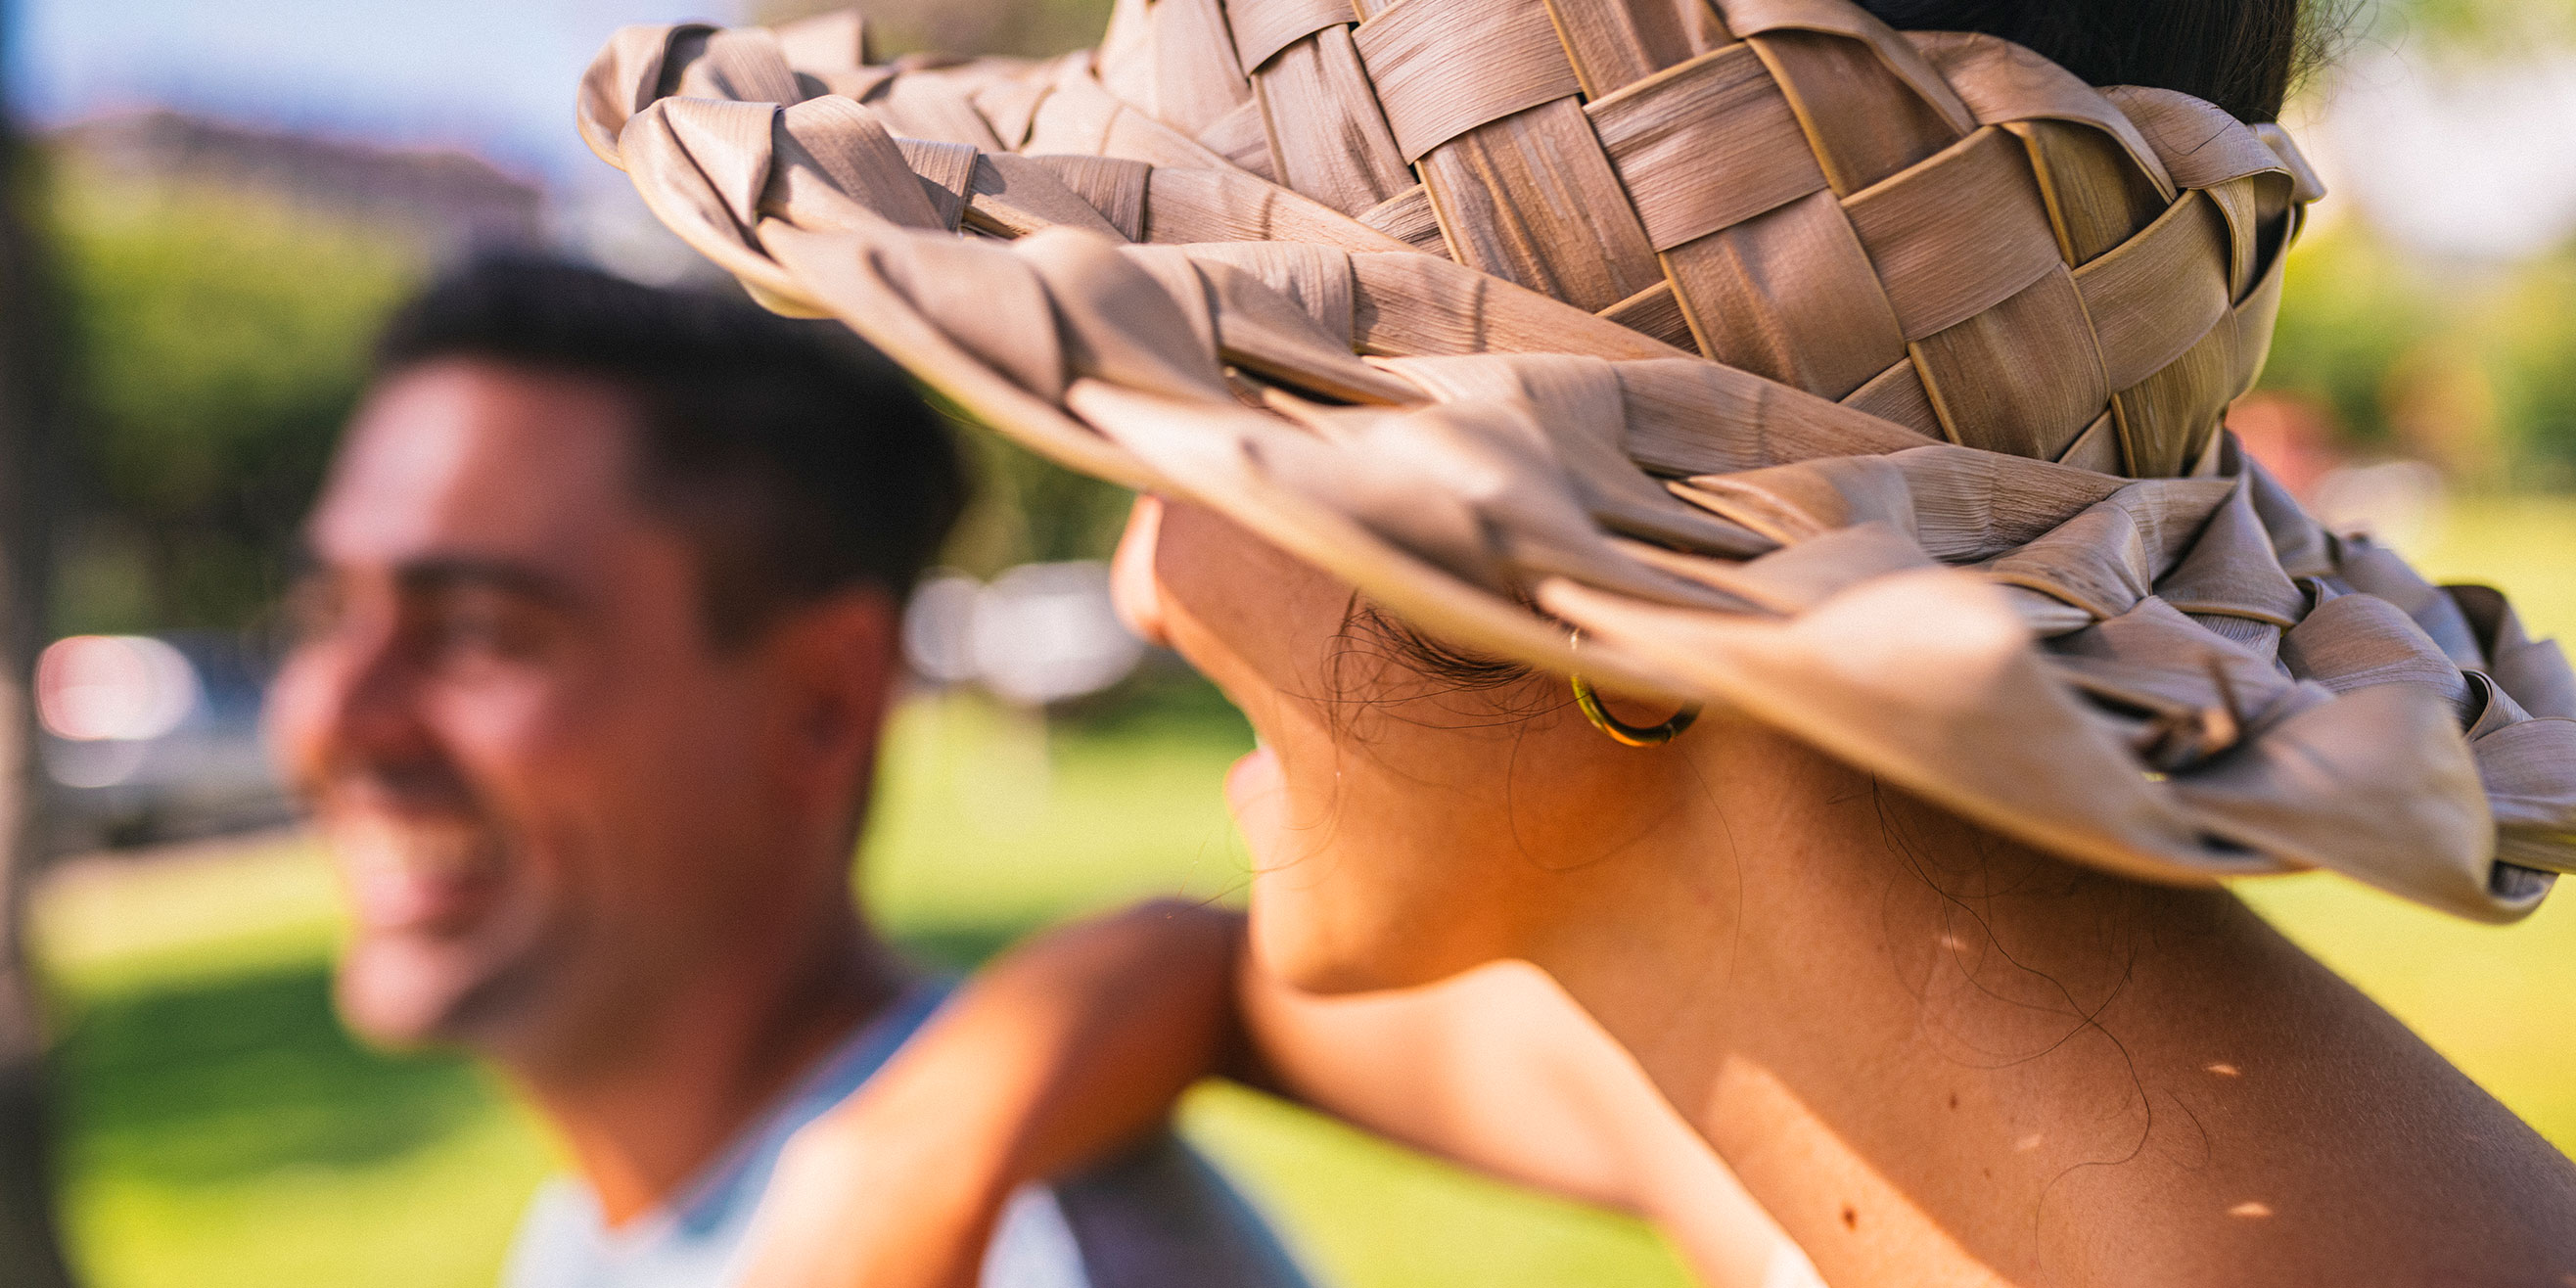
[{"xmin": 1113, "ymin": 494, "xmax": 1730, "ymax": 997}]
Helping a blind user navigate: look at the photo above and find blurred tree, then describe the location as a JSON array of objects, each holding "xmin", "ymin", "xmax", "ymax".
[
  {"xmin": 2258, "ymin": 221, "xmax": 2442, "ymax": 448},
  {"xmin": 930, "ymin": 400, "xmax": 1138, "ymax": 578},
  {"xmin": 2258, "ymin": 216, "xmax": 2576, "ymax": 487},
  {"xmin": 2385, "ymin": 336, "xmax": 2505, "ymax": 483},
  {"xmin": 42, "ymin": 171, "xmax": 420, "ymax": 634},
  {"xmin": 2379, "ymin": 0, "xmax": 2576, "ymax": 48},
  {"xmin": 0, "ymin": 2, "xmax": 81, "ymax": 1280},
  {"xmin": 2485, "ymin": 250, "xmax": 2576, "ymax": 483}
]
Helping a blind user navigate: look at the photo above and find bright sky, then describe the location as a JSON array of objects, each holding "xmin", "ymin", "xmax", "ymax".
[
  {"xmin": 2306, "ymin": 46, "xmax": 2576, "ymax": 261},
  {"xmin": 10, "ymin": 0, "xmax": 743, "ymax": 185}
]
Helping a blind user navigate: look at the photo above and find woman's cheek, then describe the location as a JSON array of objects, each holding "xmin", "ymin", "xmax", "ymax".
[{"xmin": 1151, "ymin": 502, "xmax": 1351, "ymax": 699}]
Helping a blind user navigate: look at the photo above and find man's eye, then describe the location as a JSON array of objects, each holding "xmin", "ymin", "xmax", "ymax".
[{"xmin": 421, "ymin": 594, "xmax": 543, "ymax": 665}]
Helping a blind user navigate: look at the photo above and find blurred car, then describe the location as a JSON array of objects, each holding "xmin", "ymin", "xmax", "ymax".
[
  {"xmin": 904, "ymin": 561, "xmax": 1149, "ymax": 707},
  {"xmin": 34, "ymin": 631, "xmax": 291, "ymax": 852}
]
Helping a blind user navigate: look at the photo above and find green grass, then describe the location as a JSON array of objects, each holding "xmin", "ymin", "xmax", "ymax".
[
  {"xmin": 31, "ymin": 690, "xmax": 1701, "ymax": 1288},
  {"xmin": 2415, "ymin": 493, "xmax": 2576, "ymax": 639},
  {"xmin": 30, "ymin": 498, "xmax": 2576, "ymax": 1288},
  {"xmin": 860, "ymin": 686, "xmax": 1265, "ymax": 948},
  {"xmin": 35, "ymin": 844, "xmax": 547, "ymax": 1288}
]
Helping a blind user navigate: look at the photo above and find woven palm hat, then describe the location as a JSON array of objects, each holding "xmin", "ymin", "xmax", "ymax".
[{"xmin": 577, "ymin": 0, "xmax": 2576, "ymax": 921}]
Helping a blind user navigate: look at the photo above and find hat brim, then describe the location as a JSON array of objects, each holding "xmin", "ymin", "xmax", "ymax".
[{"xmin": 575, "ymin": 9, "xmax": 2576, "ymax": 921}]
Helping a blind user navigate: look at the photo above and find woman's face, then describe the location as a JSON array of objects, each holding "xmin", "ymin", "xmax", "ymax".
[{"xmin": 1113, "ymin": 496, "xmax": 1708, "ymax": 993}]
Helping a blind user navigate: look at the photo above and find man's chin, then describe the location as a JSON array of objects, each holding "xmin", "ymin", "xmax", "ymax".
[{"xmin": 333, "ymin": 935, "xmax": 516, "ymax": 1051}]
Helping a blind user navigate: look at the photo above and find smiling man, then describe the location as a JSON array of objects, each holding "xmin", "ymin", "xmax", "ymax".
[{"xmin": 265, "ymin": 258, "xmax": 1308, "ymax": 1288}]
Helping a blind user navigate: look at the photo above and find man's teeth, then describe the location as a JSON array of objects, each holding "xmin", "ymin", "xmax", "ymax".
[{"xmin": 336, "ymin": 822, "xmax": 500, "ymax": 882}]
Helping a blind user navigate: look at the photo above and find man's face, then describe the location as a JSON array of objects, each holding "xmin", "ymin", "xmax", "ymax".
[{"xmin": 271, "ymin": 360, "xmax": 827, "ymax": 1060}]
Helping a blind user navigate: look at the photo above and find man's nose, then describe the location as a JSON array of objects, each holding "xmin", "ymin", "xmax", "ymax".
[{"xmin": 272, "ymin": 606, "xmax": 432, "ymax": 792}]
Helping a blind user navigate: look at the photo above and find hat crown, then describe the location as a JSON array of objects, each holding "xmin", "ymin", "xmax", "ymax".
[{"xmin": 1091, "ymin": 0, "xmax": 2315, "ymax": 478}]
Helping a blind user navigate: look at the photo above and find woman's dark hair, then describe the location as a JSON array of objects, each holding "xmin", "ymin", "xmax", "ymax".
[
  {"xmin": 1860, "ymin": 0, "xmax": 2340, "ymax": 122},
  {"xmin": 374, "ymin": 257, "xmax": 968, "ymax": 650}
]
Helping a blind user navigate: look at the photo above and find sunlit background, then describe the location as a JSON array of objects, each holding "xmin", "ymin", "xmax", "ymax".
[{"xmin": 3, "ymin": 0, "xmax": 2573, "ymax": 1285}]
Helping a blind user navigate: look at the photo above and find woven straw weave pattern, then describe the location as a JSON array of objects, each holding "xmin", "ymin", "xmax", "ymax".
[
  {"xmin": 577, "ymin": 0, "xmax": 2576, "ymax": 921},
  {"xmin": 1121, "ymin": 0, "xmax": 2319, "ymax": 482}
]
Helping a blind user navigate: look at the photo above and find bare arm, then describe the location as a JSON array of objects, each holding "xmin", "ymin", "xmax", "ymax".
[
  {"xmin": 738, "ymin": 899, "xmax": 1241, "ymax": 1288},
  {"xmin": 738, "ymin": 898, "xmax": 1815, "ymax": 1288}
]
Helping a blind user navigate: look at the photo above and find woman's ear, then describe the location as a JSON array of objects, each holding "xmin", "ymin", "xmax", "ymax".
[{"xmin": 1111, "ymin": 493, "xmax": 1169, "ymax": 646}]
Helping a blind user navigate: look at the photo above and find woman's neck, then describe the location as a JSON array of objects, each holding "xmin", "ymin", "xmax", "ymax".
[{"xmin": 1530, "ymin": 714, "xmax": 2576, "ymax": 1287}]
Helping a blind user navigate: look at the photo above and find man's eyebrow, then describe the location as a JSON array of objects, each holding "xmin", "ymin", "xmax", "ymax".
[{"xmin": 391, "ymin": 556, "xmax": 582, "ymax": 609}]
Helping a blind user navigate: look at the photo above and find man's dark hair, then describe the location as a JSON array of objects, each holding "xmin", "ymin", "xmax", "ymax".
[
  {"xmin": 374, "ymin": 257, "xmax": 968, "ymax": 649},
  {"xmin": 1860, "ymin": 0, "xmax": 2343, "ymax": 122}
]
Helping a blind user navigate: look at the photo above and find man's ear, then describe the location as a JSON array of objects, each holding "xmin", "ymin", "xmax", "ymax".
[{"xmin": 761, "ymin": 584, "xmax": 903, "ymax": 814}]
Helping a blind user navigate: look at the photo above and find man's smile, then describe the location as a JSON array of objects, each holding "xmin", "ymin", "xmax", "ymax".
[{"xmin": 329, "ymin": 811, "xmax": 508, "ymax": 936}]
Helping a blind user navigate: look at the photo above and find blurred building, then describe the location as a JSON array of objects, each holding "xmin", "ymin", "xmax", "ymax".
[{"xmin": 49, "ymin": 109, "xmax": 542, "ymax": 256}]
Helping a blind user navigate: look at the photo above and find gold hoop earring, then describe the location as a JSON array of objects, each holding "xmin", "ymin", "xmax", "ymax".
[{"xmin": 1567, "ymin": 632, "xmax": 1699, "ymax": 748}]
